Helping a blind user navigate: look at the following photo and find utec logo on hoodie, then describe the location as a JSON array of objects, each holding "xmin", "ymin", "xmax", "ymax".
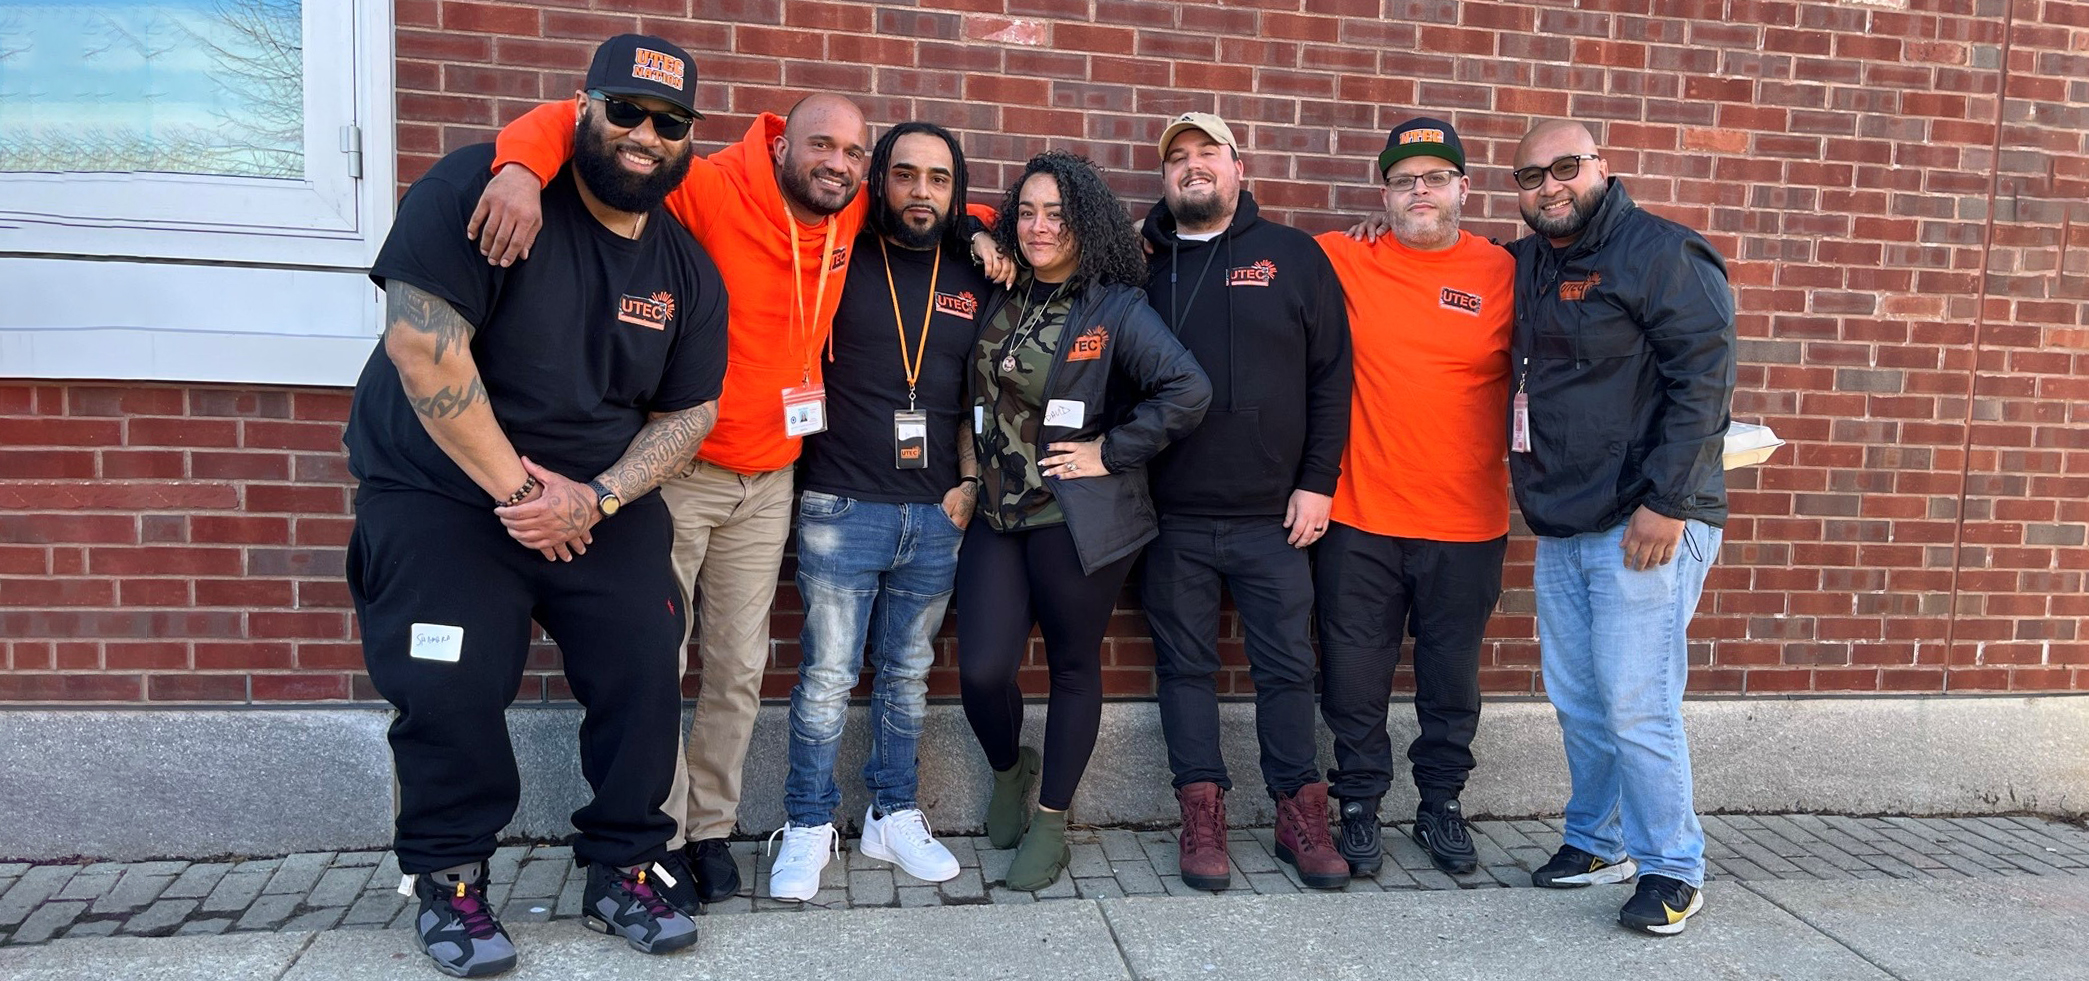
[{"xmin": 1227, "ymin": 259, "xmax": 1277, "ymax": 287}]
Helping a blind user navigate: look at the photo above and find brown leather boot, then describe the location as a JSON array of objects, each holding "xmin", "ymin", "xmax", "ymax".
[
  {"xmin": 1274, "ymin": 783, "xmax": 1350, "ymax": 889},
  {"xmin": 1175, "ymin": 782, "xmax": 1230, "ymax": 891}
]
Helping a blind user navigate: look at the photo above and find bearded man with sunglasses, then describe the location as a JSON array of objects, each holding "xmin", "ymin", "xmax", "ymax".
[
  {"xmin": 343, "ymin": 34, "xmax": 722, "ymax": 975},
  {"xmin": 1314, "ymin": 117, "xmax": 1514, "ymax": 882},
  {"xmin": 1506, "ymin": 120, "xmax": 1735, "ymax": 938}
]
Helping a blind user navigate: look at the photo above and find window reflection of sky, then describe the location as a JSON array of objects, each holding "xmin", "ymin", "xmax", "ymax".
[{"xmin": 0, "ymin": 0, "xmax": 304, "ymax": 178}]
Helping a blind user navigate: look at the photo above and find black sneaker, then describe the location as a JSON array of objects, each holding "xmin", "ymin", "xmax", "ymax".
[
  {"xmin": 1412, "ymin": 799, "xmax": 1479, "ymax": 875},
  {"xmin": 1619, "ymin": 873, "xmax": 1704, "ymax": 936},
  {"xmin": 1531, "ymin": 843, "xmax": 1640, "ymax": 888},
  {"xmin": 1335, "ymin": 796, "xmax": 1383, "ymax": 876},
  {"xmin": 412, "ymin": 862, "xmax": 517, "ymax": 978},
  {"xmin": 684, "ymin": 838, "xmax": 741, "ymax": 903},
  {"xmin": 654, "ymin": 847, "xmax": 702, "ymax": 914},
  {"xmin": 581, "ymin": 863, "xmax": 700, "ymax": 954}
]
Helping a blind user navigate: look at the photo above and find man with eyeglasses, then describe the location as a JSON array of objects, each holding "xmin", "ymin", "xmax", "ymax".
[
  {"xmin": 343, "ymin": 33, "xmax": 720, "ymax": 975},
  {"xmin": 1313, "ymin": 117, "xmax": 1513, "ymax": 881},
  {"xmin": 1506, "ymin": 120, "xmax": 1735, "ymax": 937},
  {"xmin": 1135, "ymin": 112, "xmax": 1353, "ymax": 892}
]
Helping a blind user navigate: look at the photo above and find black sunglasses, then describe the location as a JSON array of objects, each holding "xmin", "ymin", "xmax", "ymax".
[
  {"xmin": 1513, "ymin": 153, "xmax": 1601, "ymax": 190},
  {"xmin": 589, "ymin": 91, "xmax": 695, "ymax": 141}
]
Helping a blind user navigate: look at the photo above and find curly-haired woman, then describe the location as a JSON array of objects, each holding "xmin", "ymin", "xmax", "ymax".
[{"xmin": 956, "ymin": 151, "xmax": 1211, "ymax": 891}]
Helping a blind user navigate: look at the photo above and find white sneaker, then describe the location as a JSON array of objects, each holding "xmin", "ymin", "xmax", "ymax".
[
  {"xmin": 859, "ymin": 806, "xmax": 960, "ymax": 882},
  {"xmin": 764, "ymin": 822, "xmax": 838, "ymax": 901}
]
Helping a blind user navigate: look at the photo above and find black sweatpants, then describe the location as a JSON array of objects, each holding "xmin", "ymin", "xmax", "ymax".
[
  {"xmin": 1314, "ymin": 523, "xmax": 1506, "ymax": 804},
  {"xmin": 348, "ymin": 487, "xmax": 686, "ymax": 874},
  {"xmin": 954, "ymin": 521, "xmax": 1137, "ymax": 812},
  {"xmin": 1142, "ymin": 513, "xmax": 1319, "ymax": 796}
]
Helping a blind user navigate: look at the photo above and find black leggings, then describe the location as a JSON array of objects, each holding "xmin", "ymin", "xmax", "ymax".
[{"xmin": 954, "ymin": 521, "xmax": 1137, "ymax": 811}]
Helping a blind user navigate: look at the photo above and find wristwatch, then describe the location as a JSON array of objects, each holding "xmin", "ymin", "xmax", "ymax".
[{"xmin": 586, "ymin": 479, "xmax": 620, "ymax": 518}]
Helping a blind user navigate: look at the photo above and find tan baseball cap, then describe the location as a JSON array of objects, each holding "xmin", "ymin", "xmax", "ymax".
[{"xmin": 1158, "ymin": 112, "xmax": 1239, "ymax": 159}]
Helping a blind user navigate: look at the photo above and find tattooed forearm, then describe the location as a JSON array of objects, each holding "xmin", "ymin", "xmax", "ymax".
[
  {"xmin": 597, "ymin": 401, "xmax": 719, "ymax": 500},
  {"xmin": 957, "ymin": 417, "xmax": 978, "ymax": 478},
  {"xmin": 407, "ymin": 376, "xmax": 488, "ymax": 419},
  {"xmin": 385, "ymin": 282, "xmax": 476, "ymax": 365}
]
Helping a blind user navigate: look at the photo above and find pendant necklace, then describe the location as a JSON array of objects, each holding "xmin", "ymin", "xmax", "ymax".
[{"xmin": 997, "ymin": 284, "xmax": 1053, "ymax": 374}]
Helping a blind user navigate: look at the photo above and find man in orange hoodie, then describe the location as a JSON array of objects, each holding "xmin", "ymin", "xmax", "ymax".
[{"xmin": 471, "ymin": 93, "xmax": 877, "ymax": 910}]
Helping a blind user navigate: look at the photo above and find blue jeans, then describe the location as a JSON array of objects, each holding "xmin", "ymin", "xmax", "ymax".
[
  {"xmin": 784, "ymin": 492, "xmax": 964, "ymax": 827},
  {"xmin": 1535, "ymin": 518, "xmax": 1722, "ymax": 887}
]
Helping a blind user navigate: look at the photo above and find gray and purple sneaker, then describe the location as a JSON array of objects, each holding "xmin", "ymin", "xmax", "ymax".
[
  {"xmin": 412, "ymin": 862, "xmax": 517, "ymax": 978},
  {"xmin": 582, "ymin": 862, "xmax": 700, "ymax": 954}
]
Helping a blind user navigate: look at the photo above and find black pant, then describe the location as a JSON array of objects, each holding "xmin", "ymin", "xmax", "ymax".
[
  {"xmin": 1142, "ymin": 513, "xmax": 1319, "ymax": 796},
  {"xmin": 1314, "ymin": 523, "xmax": 1506, "ymax": 803},
  {"xmin": 349, "ymin": 487, "xmax": 686, "ymax": 874},
  {"xmin": 954, "ymin": 521, "xmax": 1137, "ymax": 812}
]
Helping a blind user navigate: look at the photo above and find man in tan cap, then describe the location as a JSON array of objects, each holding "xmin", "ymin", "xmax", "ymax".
[{"xmin": 1135, "ymin": 112, "xmax": 1354, "ymax": 891}]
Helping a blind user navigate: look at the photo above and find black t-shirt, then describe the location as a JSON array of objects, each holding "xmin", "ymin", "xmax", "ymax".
[
  {"xmin": 344, "ymin": 143, "xmax": 729, "ymax": 505},
  {"xmin": 799, "ymin": 231, "xmax": 991, "ymax": 503}
]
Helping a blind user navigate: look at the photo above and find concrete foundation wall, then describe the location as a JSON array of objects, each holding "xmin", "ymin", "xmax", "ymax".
[{"xmin": 3, "ymin": 695, "xmax": 2084, "ymax": 862}]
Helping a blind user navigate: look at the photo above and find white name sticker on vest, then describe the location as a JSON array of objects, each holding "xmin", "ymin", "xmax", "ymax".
[
  {"xmin": 409, "ymin": 623, "xmax": 464, "ymax": 662},
  {"xmin": 1044, "ymin": 399, "xmax": 1085, "ymax": 428}
]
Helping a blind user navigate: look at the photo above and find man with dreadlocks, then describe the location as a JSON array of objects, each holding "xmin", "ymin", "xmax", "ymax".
[{"xmin": 761, "ymin": 122, "xmax": 994, "ymax": 901}]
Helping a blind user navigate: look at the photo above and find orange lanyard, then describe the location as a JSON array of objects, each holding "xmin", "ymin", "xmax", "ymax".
[
  {"xmin": 878, "ymin": 238, "xmax": 940, "ymax": 410},
  {"xmin": 784, "ymin": 206, "xmax": 839, "ymax": 384}
]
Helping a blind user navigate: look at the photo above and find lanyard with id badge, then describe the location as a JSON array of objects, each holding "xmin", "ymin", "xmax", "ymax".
[
  {"xmin": 781, "ymin": 210, "xmax": 839, "ymax": 438},
  {"xmin": 881, "ymin": 239, "xmax": 938, "ymax": 469}
]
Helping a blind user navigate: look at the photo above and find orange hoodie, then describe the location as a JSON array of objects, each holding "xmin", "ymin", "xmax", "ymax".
[{"xmin": 495, "ymin": 105, "xmax": 862, "ymax": 474}]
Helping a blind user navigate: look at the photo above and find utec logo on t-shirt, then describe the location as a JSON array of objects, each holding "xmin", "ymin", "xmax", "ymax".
[
  {"xmin": 1439, "ymin": 287, "xmax": 1483, "ymax": 315},
  {"xmin": 934, "ymin": 290, "xmax": 978, "ymax": 320},
  {"xmin": 1227, "ymin": 259, "xmax": 1277, "ymax": 287},
  {"xmin": 617, "ymin": 291, "xmax": 674, "ymax": 329}
]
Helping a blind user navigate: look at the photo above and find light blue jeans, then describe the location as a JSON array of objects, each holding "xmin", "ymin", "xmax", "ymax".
[
  {"xmin": 785, "ymin": 492, "xmax": 964, "ymax": 828},
  {"xmin": 1535, "ymin": 518, "xmax": 1722, "ymax": 887}
]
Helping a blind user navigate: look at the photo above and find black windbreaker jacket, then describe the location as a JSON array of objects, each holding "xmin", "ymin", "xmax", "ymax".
[
  {"xmin": 968, "ymin": 280, "xmax": 1212, "ymax": 574},
  {"xmin": 1503, "ymin": 178, "xmax": 1736, "ymax": 538},
  {"xmin": 1138, "ymin": 192, "xmax": 1352, "ymax": 517}
]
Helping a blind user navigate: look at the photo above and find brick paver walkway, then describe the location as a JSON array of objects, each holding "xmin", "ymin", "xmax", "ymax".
[{"xmin": 3, "ymin": 814, "xmax": 2085, "ymax": 945}]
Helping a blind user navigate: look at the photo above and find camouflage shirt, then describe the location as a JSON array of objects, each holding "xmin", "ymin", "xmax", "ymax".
[{"xmin": 974, "ymin": 278, "xmax": 1073, "ymax": 531}]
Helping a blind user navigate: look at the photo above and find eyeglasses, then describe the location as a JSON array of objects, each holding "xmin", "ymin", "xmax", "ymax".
[
  {"xmin": 1384, "ymin": 169, "xmax": 1462, "ymax": 193},
  {"xmin": 589, "ymin": 91, "xmax": 694, "ymax": 141},
  {"xmin": 1513, "ymin": 153, "xmax": 1601, "ymax": 190}
]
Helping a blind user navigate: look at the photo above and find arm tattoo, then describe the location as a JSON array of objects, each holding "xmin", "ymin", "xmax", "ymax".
[
  {"xmin": 407, "ymin": 376, "xmax": 488, "ymax": 419},
  {"xmin": 599, "ymin": 401, "xmax": 719, "ymax": 500},
  {"xmin": 386, "ymin": 282, "xmax": 476, "ymax": 365}
]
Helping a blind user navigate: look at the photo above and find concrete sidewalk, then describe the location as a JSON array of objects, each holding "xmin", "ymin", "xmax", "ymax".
[{"xmin": 2, "ymin": 875, "xmax": 2086, "ymax": 980}]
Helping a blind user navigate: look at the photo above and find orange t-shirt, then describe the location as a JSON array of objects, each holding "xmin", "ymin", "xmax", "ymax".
[
  {"xmin": 1314, "ymin": 229, "xmax": 1514, "ymax": 541},
  {"xmin": 496, "ymin": 106, "xmax": 863, "ymax": 474}
]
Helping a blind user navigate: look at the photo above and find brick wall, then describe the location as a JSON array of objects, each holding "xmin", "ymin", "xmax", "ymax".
[{"xmin": 3, "ymin": 0, "xmax": 2086, "ymax": 702}]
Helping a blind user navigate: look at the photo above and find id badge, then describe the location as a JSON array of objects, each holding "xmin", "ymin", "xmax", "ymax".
[
  {"xmin": 782, "ymin": 384, "xmax": 827, "ymax": 437},
  {"xmin": 1511, "ymin": 392, "xmax": 1532, "ymax": 453},
  {"xmin": 894, "ymin": 409, "xmax": 928, "ymax": 469}
]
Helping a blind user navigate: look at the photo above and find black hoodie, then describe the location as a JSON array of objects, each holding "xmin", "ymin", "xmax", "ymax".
[{"xmin": 1140, "ymin": 190, "xmax": 1352, "ymax": 517}]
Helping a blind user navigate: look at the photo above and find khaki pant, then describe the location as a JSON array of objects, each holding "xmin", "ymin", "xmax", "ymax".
[{"xmin": 660, "ymin": 461, "xmax": 796, "ymax": 844}]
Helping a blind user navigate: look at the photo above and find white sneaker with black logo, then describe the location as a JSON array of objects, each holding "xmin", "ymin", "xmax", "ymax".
[
  {"xmin": 765, "ymin": 823, "xmax": 838, "ymax": 902},
  {"xmin": 859, "ymin": 806, "xmax": 961, "ymax": 882}
]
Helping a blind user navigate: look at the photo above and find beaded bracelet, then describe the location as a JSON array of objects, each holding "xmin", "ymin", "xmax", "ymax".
[{"xmin": 499, "ymin": 474, "xmax": 539, "ymax": 508}]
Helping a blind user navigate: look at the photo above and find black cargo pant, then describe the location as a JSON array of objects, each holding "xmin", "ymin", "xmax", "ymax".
[
  {"xmin": 1314, "ymin": 523, "xmax": 1506, "ymax": 804},
  {"xmin": 349, "ymin": 487, "xmax": 685, "ymax": 874},
  {"xmin": 1142, "ymin": 513, "xmax": 1320, "ymax": 796}
]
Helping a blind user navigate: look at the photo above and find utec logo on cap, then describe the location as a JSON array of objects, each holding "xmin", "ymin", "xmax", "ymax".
[
  {"xmin": 1400, "ymin": 128, "xmax": 1448, "ymax": 146},
  {"xmin": 631, "ymin": 48, "xmax": 685, "ymax": 90}
]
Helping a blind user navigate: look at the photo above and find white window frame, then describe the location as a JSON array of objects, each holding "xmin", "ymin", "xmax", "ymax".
[{"xmin": 0, "ymin": 0, "xmax": 395, "ymax": 387}]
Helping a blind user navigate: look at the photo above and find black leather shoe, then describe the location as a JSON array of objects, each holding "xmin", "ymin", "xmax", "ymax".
[
  {"xmin": 1336, "ymin": 795, "xmax": 1383, "ymax": 876},
  {"xmin": 685, "ymin": 838, "xmax": 741, "ymax": 904},
  {"xmin": 1413, "ymin": 799, "xmax": 1479, "ymax": 874}
]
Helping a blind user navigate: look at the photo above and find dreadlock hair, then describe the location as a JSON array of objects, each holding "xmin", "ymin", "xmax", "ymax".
[
  {"xmin": 864, "ymin": 121, "xmax": 972, "ymax": 257},
  {"xmin": 992, "ymin": 150, "xmax": 1148, "ymax": 297}
]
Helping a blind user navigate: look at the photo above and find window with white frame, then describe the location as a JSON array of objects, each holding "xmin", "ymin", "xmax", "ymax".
[{"xmin": 0, "ymin": 0, "xmax": 394, "ymax": 386}]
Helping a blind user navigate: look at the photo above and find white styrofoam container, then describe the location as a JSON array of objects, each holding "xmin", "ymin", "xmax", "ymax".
[{"xmin": 1723, "ymin": 421, "xmax": 1785, "ymax": 469}]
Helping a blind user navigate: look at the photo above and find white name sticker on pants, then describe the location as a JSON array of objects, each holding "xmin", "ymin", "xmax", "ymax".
[
  {"xmin": 1043, "ymin": 399, "xmax": 1085, "ymax": 428},
  {"xmin": 409, "ymin": 623, "xmax": 463, "ymax": 662}
]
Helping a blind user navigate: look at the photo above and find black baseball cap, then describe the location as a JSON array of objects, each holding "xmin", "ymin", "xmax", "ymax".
[
  {"xmin": 1378, "ymin": 117, "xmax": 1465, "ymax": 177},
  {"xmin": 585, "ymin": 34, "xmax": 702, "ymax": 119}
]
